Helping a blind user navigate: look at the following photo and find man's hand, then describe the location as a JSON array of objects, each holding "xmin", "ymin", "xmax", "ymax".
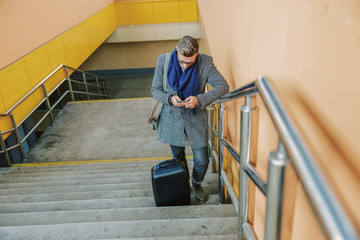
[
  {"xmin": 170, "ymin": 95, "xmax": 199, "ymax": 108},
  {"xmin": 171, "ymin": 95, "xmax": 186, "ymax": 107},
  {"xmin": 184, "ymin": 96, "xmax": 199, "ymax": 109}
]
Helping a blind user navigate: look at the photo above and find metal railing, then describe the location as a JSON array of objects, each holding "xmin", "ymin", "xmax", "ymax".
[
  {"xmin": 0, "ymin": 64, "xmax": 109, "ymax": 166},
  {"xmin": 207, "ymin": 77, "xmax": 358, "ymax": 240}
]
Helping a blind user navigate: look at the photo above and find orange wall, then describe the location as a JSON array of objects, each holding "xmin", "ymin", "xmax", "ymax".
[
  {"xmin": 198, "ymin": 0, "xmax": 360, "ymax": 238},
  {"xmin": 0, "ymin": 0, "xmax": 113, "ymax": 70}
]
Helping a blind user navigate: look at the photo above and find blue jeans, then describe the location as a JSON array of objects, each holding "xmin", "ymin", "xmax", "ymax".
[{"xmin": 170, "ymin": 145, "xmax": 209, "ymax": 184}]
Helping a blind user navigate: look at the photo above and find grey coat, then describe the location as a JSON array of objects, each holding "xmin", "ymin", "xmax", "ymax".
[{"xmin": 151, "ymin": 53, "xmax": 229, "ymax": 149}]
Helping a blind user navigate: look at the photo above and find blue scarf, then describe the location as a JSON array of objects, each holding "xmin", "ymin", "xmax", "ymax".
[{"xmin": 167, "ymin": 49, "xmax": 199, "ymax": 101}]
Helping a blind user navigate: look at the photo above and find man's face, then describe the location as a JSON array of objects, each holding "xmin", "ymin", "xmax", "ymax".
[{"xmin": 177, "ymin": 50, "xmax": 198, "ymax": 69}]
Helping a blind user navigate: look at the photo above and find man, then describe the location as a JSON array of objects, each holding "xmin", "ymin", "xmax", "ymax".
[{"xmin": 151, "ymin": 35, "xmax": 229, "ymax": 203}]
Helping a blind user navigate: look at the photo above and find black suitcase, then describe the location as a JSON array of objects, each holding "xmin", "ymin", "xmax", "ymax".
[{"xmin": 151, "ymin": 159, "xmax": 190, "ymax": 206}]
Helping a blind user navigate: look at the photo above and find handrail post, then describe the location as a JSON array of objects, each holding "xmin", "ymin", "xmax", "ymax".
[
  {"xmin": 42, "ymin": 84, "xmax": 54, "ymax": 125},
  {"xmin": 218, "ymin": 102, "xmax": 226, "ymax": 203},
  {"xmin": 238, "ymin": 95, "xmax": 252, "ymax": 240},
  {"xmin": 9, "ymin": 113, "xmax": 26, "ymax": 161},
  {"xmin": 264, "ymin": 139, "xmax": 290, "ymax": 240},
  {"xmin": 65, "ymin": 67, "xmax": 75, "ymax": 101},
  {"xmin": 104, "ymin": 79, "xmax": 109, "ymax": 97},
  {"xmin": 82, "ymin": 73, "xmax": 90, "ymax": 100},
  {"xmin": 0, "ymin": 132, "xmax": 12, "ymax": 167},
  {"xmin": 56, "ymin": 88, "xmax": 61, "ymax": 107},
  {"xmin": 95, "ymin": 77, "xmax": 101, "ymax": 99},
  {"xmin": 209, "ymin": 105, "xmax": 216, "ymax": 173}
]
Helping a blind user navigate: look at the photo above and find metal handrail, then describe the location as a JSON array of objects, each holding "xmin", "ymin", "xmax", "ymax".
[
  {"xmin": 212, "ymin": 84, "xmax": 257, "ymax": 105},
  {"xmin": 4, "ymin": 64, "xmax": 64, "ymax": 115},
  {"xmin": 69, "ymin": 79, "xmax": 108, "ymax": 89},
  {"xmin": 3, "ymin": 65, "xmax": 108, "ymax": 115},
  {"xmin": 66, "ymin": 65, "xmax": 109, "ymax": 80},
  {"xmin": 0, "ymin": 64, "xmax": 110, "ymax": 166},
  {"xmin": 256, "ymin": 77, "xmax": 357, "ymax": 239},
  {"xmin": 208, "ymin": 76, "xmax": 358, "ymax": 239}
]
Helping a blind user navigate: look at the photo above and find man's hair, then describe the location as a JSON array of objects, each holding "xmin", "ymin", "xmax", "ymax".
[{"xmin": 177, "ymin": 35, "xmax": 199, "ymax": 57}]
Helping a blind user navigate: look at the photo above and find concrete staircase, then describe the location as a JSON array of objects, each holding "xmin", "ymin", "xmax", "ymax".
[{"xmin": 0, "ymin": 160, "xmax": 238, "ymax": 239}]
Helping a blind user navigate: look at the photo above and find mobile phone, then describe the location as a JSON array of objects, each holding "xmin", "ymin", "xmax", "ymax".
[{"xmin": 177, "ymin": 100, "xmax": 186, "ymax": 103}]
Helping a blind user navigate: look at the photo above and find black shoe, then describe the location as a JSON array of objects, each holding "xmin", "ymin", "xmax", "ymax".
[{"xmin": 192, "ymin": 183, "xmax": 209, "ymax": 204}]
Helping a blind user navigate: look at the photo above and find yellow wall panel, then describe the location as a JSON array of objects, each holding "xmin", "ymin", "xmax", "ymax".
[
  {"xmin": 11, "ymin": 95, "xmax": 38, "ymax": 125},
  {"xmin": 95, "ymin": 12, "xmax": 103, "ymax": 41},
  {"xmin": 0, "ymin": 61, "xmax": 32, "ymax": 110},
  {"xmin": 83, "ymin": 21, "xmax": 95, "ymax": 60},
  {"xmin": 96, "ymin": 11, "xmax": 107, "ymax": 46},
  {"xmin": 63, "ymin": 30, "xmax": 81, "ymax": 68},
  {"xmin": 129, "ymin": 2, "xmax": 155, "ymax": 25},
  {"xmin": 106, "ymin": 5, "xmax": 118, "ymax": 35},
  {"xmin": 24, "ymin": 49, "xmax": 52, "ymax": 86},
  {"xmin": 86, "ymin": 18, "xmax": 98, "ymax": 51},
  {"xmin": 179, "ymin": 0, "xmax": 198, "ymax": 22},
  {"xmin": 0, "ymin": 115, "xmax": 12, "ymax": 135},
  {"xmin": 31, "ymin": 87, "xmax": 45, "ymax": 106},
  {"xmin": 111, "ymin": 9, "xmax": 118, "ymax": 31},
  {"xmin": 0, "ymin": 61, "xmax": 39, "ymax": 127},
  {"xmin": 0, "ymin": 92, "xmax": 12, "ymax": 133},
  {"xmin": 46, "ymin": 37, "xmax": 68, "ymax": 70},
  {"xmin": 94, "ymin": 16, "xmax": 104, "ymax": 49},
  {"xmin": 115, "ymin": 0, "xmax": 199, "ymax": 25},
  {"xmin": 44, "ymin": 68, "xmax": 67, "ymax": 94},
  {"xmin": 103, "ymin": 8, "xmax": 110, "ymax": 35},
  {"xmin": 0, "ymin": 93, "xmax": 6, "ymax": 114},
  {"xmin": 154, "ymin": 1, "xmax": 180, "ymax": 23},
  {"xmin": 24, "ymin": 49, "xmax": 52, "ymax": 104},
  {"xmin": 76, "ymin": 23, "xmax": 91, "ymax": 62},
  {"xmin": 116, "ymin": 3, "xmax": 130, "ymax": 25}
]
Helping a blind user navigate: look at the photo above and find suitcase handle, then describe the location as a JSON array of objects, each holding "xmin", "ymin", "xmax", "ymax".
[{"xmin": 153, "ymin": 159, "xmax": 183, "ymax": 171}]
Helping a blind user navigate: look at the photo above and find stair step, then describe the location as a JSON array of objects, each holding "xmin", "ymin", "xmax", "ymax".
[
  {"xmin": 0, "ymin": 166, "xmax": 156, "ymax": 178},
  {"xmin": 0, "ymin": 160, "xmax": 163, "ymax": 174},
  {"xmin": 0, "ymin": 194, "xmax": 220, "ymax": 213},
  {"xmin": 5, "ymin": 160, "xmax": 164, "ymax": 172},
  {"xmin": 0, "ymin": 182, "xmax": 152, "ymax": 195},
  {"xmin": 0, "ymin": 189, "xmax": 154, "ymax": 204},
  {"xmin": 1, "ymin": 159, "xmax": 209, "ymax": 172},
  {"xmin": 0, "ymin": 171, "xmax": 148, "ymax": 184},
  {"xmin": 0, "ymin": 217, "xmax": 238, "ymax": 239},
  {"xmin": 0, "ymin": 162, "xmax": 211, "ymax": 181},
  {"xmin": 0, "ymin": 171, "xmax": 217, "ymax": 189},
  {"xmin": 0, "ymin": 179, "xmax": 220, "ymax": 203},
  {"xmin": 0, "ymin": 176, "xmax": 150, "ymax": 189},
  {"xmin": 0, "ymin": 204, "xmax": 236, "ymax": 226},
  {"xmin": 101, "ymin": 236, "xmax": 237, "ymax": 240}
]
